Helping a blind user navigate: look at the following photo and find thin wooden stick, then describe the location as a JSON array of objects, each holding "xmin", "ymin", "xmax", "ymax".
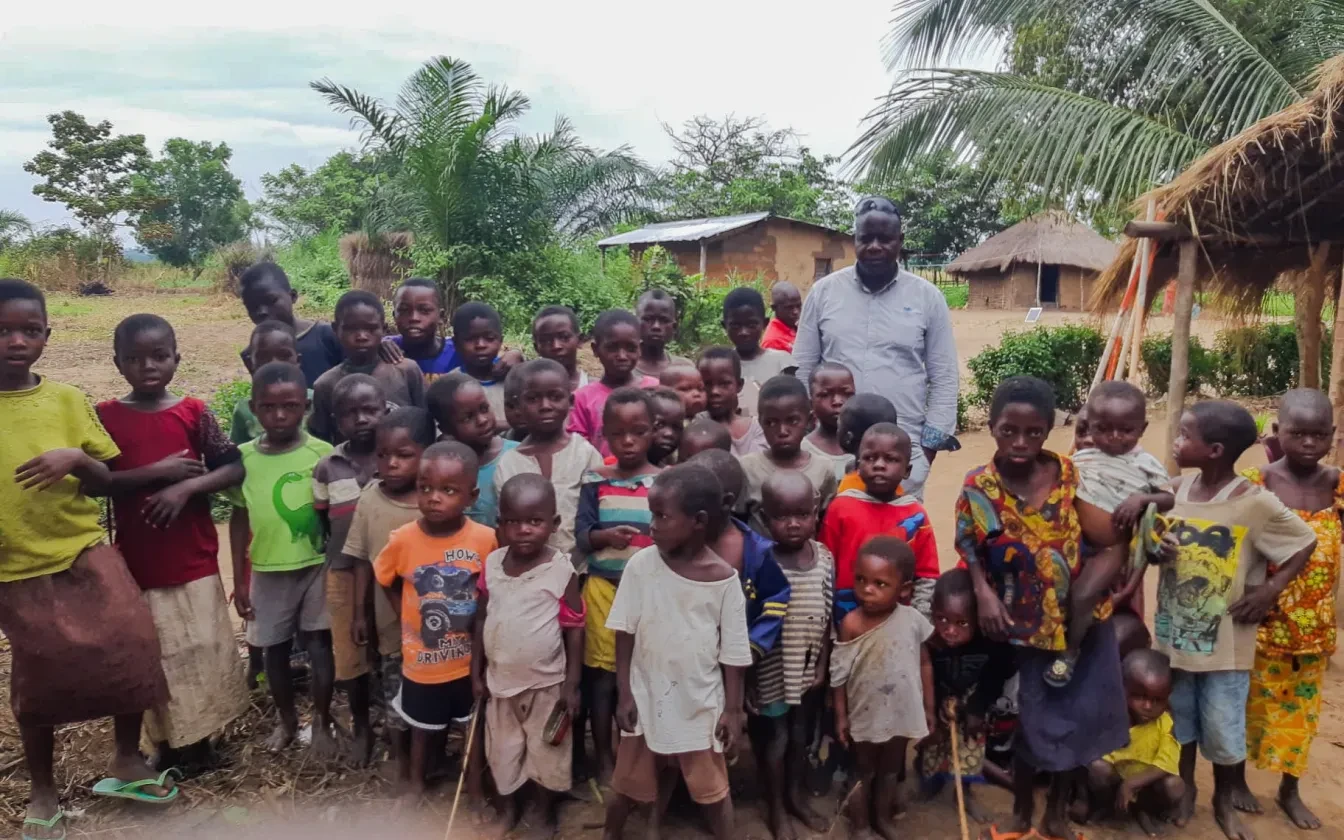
[
  {"xmin": 947, "ymin": 699, "xmax": 971, "ymax": 840},
  {"xmin": 444, "ymin": 702, "xmax": 481, "ymax": 840}
]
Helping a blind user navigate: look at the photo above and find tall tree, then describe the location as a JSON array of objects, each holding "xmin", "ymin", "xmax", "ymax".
[
  {"xmin": 258, "ymin": 151, "xmax": 385, "ymax": 241},
  {"xmin": 131, "ymin": 139, "xmax": 251, "ymax": 275},
  {"xmin": 0, "ymin": 210, "xmax": 32, "ymax": 250},
  {"xmin": 660, "ymin": 116, "xmax": 853, "ymax": 229},
  {"xmin": 852, "ymin": 0, "xmax": 1343, "ymax": 209},
  {"xmin": 23, "ymin": 112, "xmax": 153, "ymax": 252}
]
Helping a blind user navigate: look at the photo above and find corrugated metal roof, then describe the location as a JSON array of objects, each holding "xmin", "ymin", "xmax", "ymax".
[{"xmin": 596, "ymin": 212, "xmax": 771, "ymax": 247}]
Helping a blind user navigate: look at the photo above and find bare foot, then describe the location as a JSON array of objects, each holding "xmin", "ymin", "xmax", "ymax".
[
  {"xmin": 766, "ymin": 807, "xmax": 799, "ymax": 840},
  {"xmin": 1068, "ymin": 796, "xmax": 1092, "ymax": 825},
  {"xmin": 1214, "ymin": 791, "xmax": 1256, "ymax": 840},
  {"xmin": 109, "ymin": 753, "xmax": 175, "ymax": 797},
  {"xmin": 963, "ymin": 788, "xmax": 993, "ymax": 824},
  {"xmin": 786, "ymin": 791, "xmax": 830, "ymax": 832},
  {"xmin": 1277, "ymin": 787, "xmax": 1322, "ymax": 831},
  {"xmin": 1040, "ymin": 809, "xmax": 1075, "ymax": 840},
  {"xmin": 1136, "ymin": 809, "xmax": 1164, "ymax": 837},
  {"xmin": 875, "ymin": 816, "xmax": 904, "ymax": 840},
  {"xmin": 264, "ymin": 722, "xmax": 296, "ymax": 753},
  {"xmin": 1173, "ymin": 783, "xmax": 1196, "ymax": 826},
  {"xmin": 1228, "ymin": 776, "xmax": 1264, "ymax": 815},
  {"xmin": 351, "ymin": 725, "xmax": 374, "ymax": 768},
  {"xmin": 309, "ymin": 724, "xmax": 340, "ymax": 761}
]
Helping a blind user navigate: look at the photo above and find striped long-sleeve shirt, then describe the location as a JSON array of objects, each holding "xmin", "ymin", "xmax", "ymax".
[{"xmin": 575, "ymin": 472, "xmax": 657, "ymax": 579}]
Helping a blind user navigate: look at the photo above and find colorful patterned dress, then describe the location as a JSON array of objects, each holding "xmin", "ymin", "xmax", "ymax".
[{"xmin": 1241, "ymin": 467, "xmax": 1342, "ymax": 777}]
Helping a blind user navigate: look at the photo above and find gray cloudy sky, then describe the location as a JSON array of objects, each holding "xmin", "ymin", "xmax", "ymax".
[{"xmin": 1, "ymin": 0, "xmax": 960, "ymax": 232}]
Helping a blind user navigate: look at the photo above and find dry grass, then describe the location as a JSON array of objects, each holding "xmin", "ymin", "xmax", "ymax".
[{"xmin": 339, "ymin": 232, "xmax": 414, "ymax": 300}]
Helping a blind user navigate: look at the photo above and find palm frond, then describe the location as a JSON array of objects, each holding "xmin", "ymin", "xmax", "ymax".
[
  {"xmin": 310, "ymin": 79, "xmax": 405, "ymax": 154},
  {"xmin": 853, "ymin": 69, "xmax": 1209, "ymax": 205},
  {"xmin": 0, "ymin": 210, "xmax": 33, "ymax": 235},
  {"xmin": 885, "ymin": 0, "xmax": 1064, "ymax": 70}
]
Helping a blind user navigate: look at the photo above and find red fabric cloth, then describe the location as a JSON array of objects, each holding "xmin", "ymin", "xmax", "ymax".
[
  {"xmin": 760, "ymin": 318, "xmax": 797, "ymax": 353},
  {"xmin": 96, "ymin": 398, "xmax": 228, "ymax": 590},
  {"xmin": 819, "ymin": 493, "xmax": 941, "ymax": 591}
]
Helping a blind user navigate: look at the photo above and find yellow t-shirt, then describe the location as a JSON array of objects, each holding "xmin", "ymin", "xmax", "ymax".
[
  {"xmin": 0, "ymin": 378, "xmax": 120, "ymax": 582},
  {"xmin": 1104, "ymin": 712, "xmax": 1180, "ymax": 778}
]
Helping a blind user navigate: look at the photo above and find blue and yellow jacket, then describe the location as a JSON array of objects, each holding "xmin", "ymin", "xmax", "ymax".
[{"xmin": 731, "ymin": 518, "xmax": 792, "ymax": 659}]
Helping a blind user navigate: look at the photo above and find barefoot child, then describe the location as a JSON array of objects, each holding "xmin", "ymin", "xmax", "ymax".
[
  {"xmin": 495, "ymin": 359, "xmax": 605, "ymax": 562},
  {"xmin": 602, "ymin": 465, "xmax": 753, "ymax": 840},
  {"xmin": 821, "ymin": 423, "xmax": 940, "ymax": 620},
  {"xmin": 1238, "ymin": 388, "xmax": 1341, "ymax": 830},
  {"xmin": 680, "ymin": 416, "xmax": 733, "ymax": 461},
  {"xmin": 342, "ymin": 407, "xmax": 437, "ymax": 780},
  {"xmin": 955, "ymin": 376, "xmax": 1130, "ymax": 840},
  {"xmin": 374, "ymin": 441, "xmax": 498, "ymax": 803},
  {"xmin": 96, "ymin": 314, "xmax": 248, "ymax": 772},
  {"xmin": 918, "ymin": 569, "xmax": 1016, "ymax": 823},
  {"xmin": 697, "ymin": 346, "xmax": 766, "ymax": 456},
  {"xmin": 739, "ymin": 376, "xmax": 838, "ymax": 536},
  {"xmin": 660, "ymin": 362, "xmax": 707, "ymax": 419},
  {"xmin": 722, "ymin": 287, "xmax": 794, "ymax": 415},
  {"xmin": 749, "ymin": 471, "xmax": 835, "ymax": 840},
  {"xmin": 0, "ymin": 279, "xmax": 177, "ymax": 839},
  {"xmin": 1084, "ymin": 649, "xmax": 1185, "ymax": 836},
  {"xmin": 802, "ymin": 362, "xmax": 856, "ymax": 481},
  {"xmin": 633, "ymin": 289, "xmax": 692, "ymax": 380},
  {"xmin": 453, "ymin": 302, "xmax": 509, "ymax": 427},
  {"xmin": 427, "ymin": 372, "xmax": 517, "ymax": 528},
  {"xmin": 576, "ymin": 387, "xmax": 662, "ymax": 784},
  {"xmin": 229, "ymin": 362, "xmax": 340, "ymax": 757},
  {"xmin": 567, "ymin": 309, "xmax": 659, "ymax": 458},
  {"xmin": 647, "ymin": 387, "xmax": 686, "ymax": 466},
  {"xmin": 1160, "ymin": 400, "xmax": 1316, "ymax": 840},
  {"xmin": 832, "ymin": 536, "xmax": 935, "ymax": 840},
  {"xmin": 533, "ymin": 305, "xmax": 588, "ymax": 390},
  {"xmin": 312, "ymin": 374, "xmax": 387, "ymax": 764},
  {"xmin": 474, "ymin": 475, "xmax": 585, "ymax": 832},
  {"xmin": 309, "ymin": 291, "xmax": 425, "ymax": 443},
  {"xmin": 238, "ymin": 261, "xmax": 343, "ymax": 386}
]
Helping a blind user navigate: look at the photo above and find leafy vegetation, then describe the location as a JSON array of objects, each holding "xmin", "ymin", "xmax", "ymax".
[
  {"xmin": 131, "ymin": 139, "xmax": 252, "ymax": 276},
  {"xmin": 1139, "ymin": 334, "xmax": 1216, "ymax": 396},
  {"xmin": 258, "ymin": 152, "xmax": 385, "ymax": 242},
  {"xmin": 967, "ymin": 325, "xmax": 1104, "ymax": 412}
]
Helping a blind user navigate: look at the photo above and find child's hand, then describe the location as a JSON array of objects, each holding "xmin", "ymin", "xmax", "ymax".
[
  {"xmin": 233, "ymin": 588, "xmax": 254, "ymax": 621},
  {"xmin": 471, "ymin": 670, "xmax": 489, "ymax": 703},
  {"xmin": 1229, "ymin": 584, "xmax": 1279, "ymax": 624},
  {"xmin": 809, "ymin": 664, "xmax": 827, "ymax": 692},
  {"xmin": 151, "ymin": 451, "xmax": 207, "ymax": 484},
  {"xmin": 351, "ymin": 615, "xmax": 369, "ymax": 647},
  {"xmin": 835, "ymin": 711, "xmax": 851, "ymax": 749},
  {"xmin": 975, "ymin": 587, "xmax": 1014, "ymax": 641},
  {"xmin": 599, "ymin": 526, "xmax": 641, "ymax": 550},
  {"xmin": 377, "ymin": 338, "xmax": 405, "ymax": 364},
  {"xmin": 964, "ymin": 713, "xmax": 985, "ymax": 738},
  {"xmin": 16, "ymin": 448, "xmax": 89, "ymax": 491},
  {"xmin": 562, "ymin": 677, "xmax": 580, "ymax": 721},
  {"xmin": 615, "ymin": 693, "xmax": 639, "ymax": 733},
  {"xmin": 1112, "ymin": 495, "xmax": 1147, "ymax": 531},
  {"xmin": 492, "ymin": 350, "xmax": 525, "ymax": 380},
  {"xmin": 1154, "ymin": 533, "xmax": 1180, "ymax": 564},
  {"xmin": 142, "ymin": 484, "xmax": 192, "ymax": 528},
  {"xmin": 716, "ymin": 709, "xmax": 742, "ymax": 755},
  {"xmin": 1116, "ymin": 778, "xmax": 1139, "ymax": 812}
]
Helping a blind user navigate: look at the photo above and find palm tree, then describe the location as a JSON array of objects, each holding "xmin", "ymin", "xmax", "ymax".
[
  {"xmin": 853, "ymin": 0, "xmax": 1344, "ymax": 208},
  {"xmin": 312, "ymin": 57, "xmax": 654, "ymax": 296},
  {"xmin": 0, "ymin": 210, "xmax": 32, "ymax": 249}
]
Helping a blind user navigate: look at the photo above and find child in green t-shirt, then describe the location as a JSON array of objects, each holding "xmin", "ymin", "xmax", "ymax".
[{"xmin": 229, "ymin": 360, "xmax": 338, "ymax": 757}]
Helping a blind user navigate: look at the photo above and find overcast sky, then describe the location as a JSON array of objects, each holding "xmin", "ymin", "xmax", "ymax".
[{"xmin": 0, "ymin": 1, "xmax": 998, "ymax": 232}]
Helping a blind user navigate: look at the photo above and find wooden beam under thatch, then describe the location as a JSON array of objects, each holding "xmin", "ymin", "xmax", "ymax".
[{"xmin": 339, "ymin": 231, "xmax": 415, "ymax": 299}]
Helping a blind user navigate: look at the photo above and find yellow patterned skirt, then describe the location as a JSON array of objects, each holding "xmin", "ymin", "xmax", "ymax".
[
  {"xmin": 1245, "ymin": 649, "xmax": 1327, "ymax": 777},
  {"xmin": 582, "ymin": 575, "xmax": 619, "ymax": 672}
]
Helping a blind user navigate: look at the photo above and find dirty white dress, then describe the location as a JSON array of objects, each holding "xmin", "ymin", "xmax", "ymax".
[{"xmin": 830, "ymin": 603, "xmax": 933, "ymax": 744}]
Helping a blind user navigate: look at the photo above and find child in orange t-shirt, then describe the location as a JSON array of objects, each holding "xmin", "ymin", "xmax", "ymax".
[{"xmin": 375, "ymin": 440, "xmax": 499, "ymax": 805}]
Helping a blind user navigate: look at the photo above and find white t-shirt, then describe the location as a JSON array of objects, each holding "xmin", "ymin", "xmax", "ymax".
[
  {"xmin": 830, "ymin": 604, "xmax": 934, "ymax": 743},
  {"xmin": 481, "ymin": 547, "xmax": 575, "ymax": 697},
  {"xmin": 494, "ymin": 434, "xmax": 605, "ymax": 561},
  {"xmin": 739, "ymin": 348, "xmax": 795, "ymax": 416},
  {"xmin": 605, "ymin": 546, "xmax": 754, "ymax": 754}
]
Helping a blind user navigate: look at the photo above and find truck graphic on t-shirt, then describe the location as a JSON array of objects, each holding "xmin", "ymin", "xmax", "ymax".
[{"xmin": 412, "ymin": 562, "xmax": 478, "ymax": 648}]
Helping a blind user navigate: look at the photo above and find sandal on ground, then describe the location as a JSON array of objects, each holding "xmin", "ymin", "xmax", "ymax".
[
  {"xmin": 91, "ymin": 767, "xmax": 182, "ymax": 804},
  {"xmin": 22, "ymin": 810, "xmax": 65, "ymax": 840}
]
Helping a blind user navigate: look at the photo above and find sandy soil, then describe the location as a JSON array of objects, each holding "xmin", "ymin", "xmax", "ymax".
[{"xmin": 8, "ymin": 290, "xmax": 1342, "ymax": 840}]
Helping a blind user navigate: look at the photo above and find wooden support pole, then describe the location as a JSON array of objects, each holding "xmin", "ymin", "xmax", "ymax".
[
  {"xmin": 699, "ymin": 241, "xmax": 708, "ymax": 278},
  {"xmin": 1165, "ymin": 239, "xmax": 1199, "ymax": 475},
  {"xmin": 1123, "ymin": 220, "xmax": 1190, "ymax": 241},
  {"xmin": 1330, "ymin": 262, "xmax": 1344, "ymax": 465},
  {"xmin": 1296, "ymin": 242, "xmax": 1331, "ymax": 390},
  {"xmin": 1127, "ymin": 200, "xmax": 1158, "ymax": 385}
]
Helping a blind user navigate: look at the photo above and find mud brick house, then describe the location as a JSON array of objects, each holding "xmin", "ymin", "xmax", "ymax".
[
  {"xmin": 948, "ymin": 212, "xmax": 1117, "ymax": 311},
  {"xmin": 597, "ymin": 212, "xmax": 855, "ymax": 290}
]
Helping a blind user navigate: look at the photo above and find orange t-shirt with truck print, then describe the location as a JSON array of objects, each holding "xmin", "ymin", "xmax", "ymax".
[{"xmin": 374, "ymin": 518, "xmax": 498, "ymax": 685}]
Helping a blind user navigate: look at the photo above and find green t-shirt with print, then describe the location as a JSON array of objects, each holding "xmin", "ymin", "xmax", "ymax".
[{"xmin": 235, "ymin": 434, "xmax": 333, "ymax": 572}]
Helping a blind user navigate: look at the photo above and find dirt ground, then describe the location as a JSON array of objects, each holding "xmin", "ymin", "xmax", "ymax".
[{"xmin": 5, "ymin": 290, "xmax": 1342, "ymax": 840}]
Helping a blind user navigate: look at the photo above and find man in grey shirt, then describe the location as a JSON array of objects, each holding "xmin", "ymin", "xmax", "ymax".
[{"xmin": 793, "ymin": 196, "xmax": 958, "ymax": 498}]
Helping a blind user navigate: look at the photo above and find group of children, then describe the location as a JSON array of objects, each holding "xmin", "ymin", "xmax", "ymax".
[{"xmin": 0, "ymin": 262, "xmax": 1338, "ymax": 840}]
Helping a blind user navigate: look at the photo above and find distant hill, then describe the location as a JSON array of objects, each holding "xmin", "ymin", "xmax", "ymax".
[{"xmin": 124, "ymin": 248, "xmax": 155, "ymax": 264}]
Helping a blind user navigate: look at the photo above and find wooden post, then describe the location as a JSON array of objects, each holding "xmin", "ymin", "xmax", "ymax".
[
  {"xmin": 1296, "ymin": 242, "xmax": 1330, "ymax": 390},
  {"xmin": 1166, "ymin": 239, "xmax": 1199, "ymax": 475},
  {"xmin": 1127, "ymin": 200, "xmax": 1157, "ymax": 384},
  {"xmin": 699, "ymin": 241, "xmax": 708, "ymax": 278},
  {"xmin": 1329, "ymin": 262, "xmax": 1344, "ymax": 464}
]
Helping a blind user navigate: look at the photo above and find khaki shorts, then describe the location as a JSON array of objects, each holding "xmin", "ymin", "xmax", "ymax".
[
  {"xmin": 246, "ymin": 565, "xmax": 330, "ymax": 648},
  {"xmin": 485, "ymin": 682, "xmax": 572, "ymax": 795},
  {"xmin": 327, "ymin": 569, "xmax": 370, "ymax": 681},
  {"xmin": 611, "ymin": 733, "xmax": 729, "ymax": 805}
]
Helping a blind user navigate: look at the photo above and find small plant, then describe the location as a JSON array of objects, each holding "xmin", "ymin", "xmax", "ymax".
[
  {"xmin": 1139, "ymin": 334, "xmax": 1215, "ymax": 396},
  {"xmin": 967, "ymin": 325, "xmax": 1104, "ymax": 413}
]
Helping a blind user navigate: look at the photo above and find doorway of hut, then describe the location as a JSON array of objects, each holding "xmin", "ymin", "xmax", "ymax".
[{"xmin": 1038, "ymin": 264, "xmax": 1060, "ymax": 305}]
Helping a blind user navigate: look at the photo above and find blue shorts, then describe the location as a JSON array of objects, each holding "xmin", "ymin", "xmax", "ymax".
[{"xmin": 1169, "ymin": 668, "xmax": 1250, "ymax": 765}]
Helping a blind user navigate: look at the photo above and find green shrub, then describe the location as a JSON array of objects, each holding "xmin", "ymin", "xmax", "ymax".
[
  {"xmin": 1139, "ymin": 334, "xmax": 1215, "ymax": 396},
  {"xmin": 273, "ymin": 227, "xmax": 349, "ymax": 311},
  {"xmin": 1210, "ymin": 323, "xmax": 1331, "ymax": 397},
  {"xmin": 209, "ymin": 377, "xmax": 251, "ymax": 522},
  {"xmin": 941, "ymin": 284, "xmax": 969, "ymax": 310},
  {"xmin": 967, "ymin": 325, "xmax": 1104, "ymax": 412},
  {"xmin": 956, "ymin": 392, "xmax": 970, "ymax": 432}
]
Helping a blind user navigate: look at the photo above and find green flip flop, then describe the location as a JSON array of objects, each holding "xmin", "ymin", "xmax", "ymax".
[
  {"xmin": 91, "ymin": 767, "xmax": 181, "ymax": 804},
  {"xmin": 22, "ymin": 809, "xmax": 66, "ymax": 840}
]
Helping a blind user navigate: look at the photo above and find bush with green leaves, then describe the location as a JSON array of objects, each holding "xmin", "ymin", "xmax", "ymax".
[
  {"xmin": 272, "ymin": 228, "xmax": 349, "ymax": 311},
  {"xmin": 967, "ymin": 325, "xmax": 1104, "ymax": 412},
  {"xmin": 1138, "ymin": 334, "xmax": 1215, "ymax": 397},
  {"xmin": 1211, "ymin": 322, "xmax": 1331, "ymax": 397}
]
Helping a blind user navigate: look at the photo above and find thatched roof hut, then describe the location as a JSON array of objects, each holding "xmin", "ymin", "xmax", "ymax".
[
  {"xmin": 339, "ymin": 231, "xmax": 415, "ymax": 299},
  {"xmin": 948, "ymin": 212, "xmax": 1116, "ymax": 310},
  {"xmin": 1090, "ymin": 55, "xmax": 1344, "ymax": 463}
]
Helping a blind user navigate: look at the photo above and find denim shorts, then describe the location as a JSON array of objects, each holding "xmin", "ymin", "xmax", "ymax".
[{"xmin": 1168, "ymin": 668, "xmax": 1250, "ymax": 765}]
